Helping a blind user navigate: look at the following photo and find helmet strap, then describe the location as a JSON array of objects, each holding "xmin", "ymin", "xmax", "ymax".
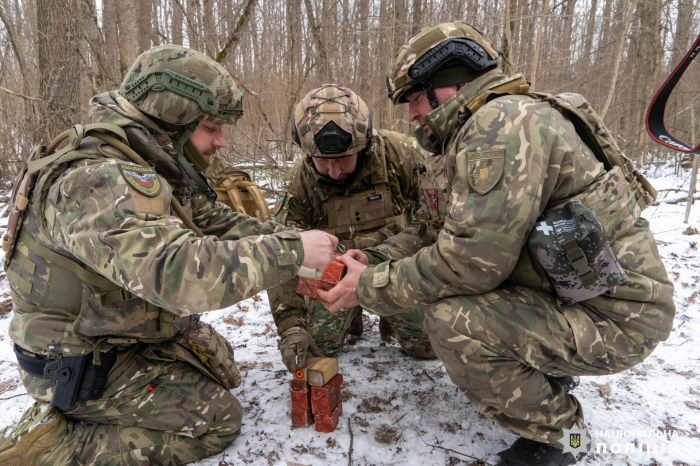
[
  {"xmin": 174, "ymin": 122, "xmax": 217, "ymax": 202},
  {"xmin": 422, "ymin": 81, "xmax": 440, "ymax": 109}
]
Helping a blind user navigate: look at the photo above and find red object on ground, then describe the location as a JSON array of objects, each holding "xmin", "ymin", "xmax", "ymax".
[
  {"xmin": 291, "ymin": 388, "xmax": 312, "ymax": 410},
  {"xmin": 311, "ymin": 373, "xmax": 343, "ymax": 416},
  {"xmin": 290, "ymin": 379, "xmax": 310, "ymax": 392},
  {"xmin": 296, "ymin": 255, "xmax": 347, "ymax": 299},
  {"xmin": 291, "ymin": 407, "xmax": 314, "ymax": 427},
  {"xmin": 315, "ymin": 401, "xmax": 343, "ymax": 433}
]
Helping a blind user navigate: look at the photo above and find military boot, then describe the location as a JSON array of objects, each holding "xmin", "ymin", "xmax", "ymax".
[
  {"xmin": 348, "ymin": 311, "xmax": 364, "ymax": 337},
  {"xmin": 0, "ymin": 401, "xmax": 67, "ymax": 466},
  {"xmin": 379, "ymin": 317, "xmax": 395, "ymax": 342},
  {"xmin": 497, "ymin": 437, "xmax": 587, "ymax": 466}
]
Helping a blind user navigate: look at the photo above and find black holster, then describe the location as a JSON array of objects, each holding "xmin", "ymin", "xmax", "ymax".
[{"xmin": 14, "ymin": 344, "xmax": 117, "ymax": 411}]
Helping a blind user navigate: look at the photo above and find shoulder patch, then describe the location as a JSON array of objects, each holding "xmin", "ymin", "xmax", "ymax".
[
  {"xmin": 119, "ymin": 164, "xmax": 161, "ymax": 197},
  {"xmin": 466, "ymin": 149, "xmax": 504, "ymax": 195}
]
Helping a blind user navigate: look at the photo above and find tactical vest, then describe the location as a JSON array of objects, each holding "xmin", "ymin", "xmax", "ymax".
[
  {"xmin": 4, "ymin": 124, "xmax": 195, "ymax": 358},
  {"xmin": 319, "ymin": 148, "xmax": 408, "ymax": 249},
  {"xmin": 419, "ymin": 76, "xmax": 656, "ymax": 293},
  {"xmin": 210, "ymin": 170, "xmax": 272, "ymax": 222}
]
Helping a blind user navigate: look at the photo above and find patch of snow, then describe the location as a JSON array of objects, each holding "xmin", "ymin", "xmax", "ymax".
[{"xmin": 0, "ymin": 169, "xmax": 698, "ymax": 465}]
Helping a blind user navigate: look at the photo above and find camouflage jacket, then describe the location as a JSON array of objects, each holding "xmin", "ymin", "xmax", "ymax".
[
  {"xmin": 269, "ymin": 129, "xmax": 423, "ymax": 326},
  {"xmin": 357, "ymin": 70, "xmax": 676, "ymax": 342},
  {"xmin": 8, "ymin": 91, "xmax": 303, "ymax": 355}
]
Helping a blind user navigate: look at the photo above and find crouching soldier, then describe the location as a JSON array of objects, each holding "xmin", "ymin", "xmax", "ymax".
[
  {"xmin": 0, "ymin": 45, "xmax": 337, "ymax": 465},
  {"xmin": 320, "ymin": 23, "xmax": 675, "ymax": 466},
  {"xmin": 269, "ymin": 84, "xmax": 436, "ymax": 373}
]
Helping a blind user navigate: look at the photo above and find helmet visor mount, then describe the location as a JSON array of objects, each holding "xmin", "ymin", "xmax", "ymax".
[
  {"xmin": 388, "ymin": 38, "xmax": 498, "ymax": 106},
  {"xmin": 313, "ymin": 120, "xmax": 353, "ymax": 155}
]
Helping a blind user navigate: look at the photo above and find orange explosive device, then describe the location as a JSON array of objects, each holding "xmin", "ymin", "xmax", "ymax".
[{"xmin": 296, "ymin": 254, "xmax": 347, "ymax": 299}]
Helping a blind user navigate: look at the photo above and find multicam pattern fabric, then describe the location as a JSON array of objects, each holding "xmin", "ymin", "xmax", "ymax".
[
  {"xmin": 386, "ymin": 22, "xmax": 499, "ymax": 104},
  {"xmin": 269, "ymin": 129, "xmax": 433, "ymax": 357},
  {"xmin": 8, "ymin": 88, "xmax": 301, "ymax": 463},
  {"xmin": 121, "ymin": 44, "xmax": 243, "ymax": 125},
  {"xmin": 294, "ymin": 84, "xmax": 372, "ymax": 158},
  {"xmin": 21, "ymin": 343, "xmax": 242, "ymax": 465},
  {"xmin": 359, "ymin": 64, "xmax": 675, "ymax": 446}
]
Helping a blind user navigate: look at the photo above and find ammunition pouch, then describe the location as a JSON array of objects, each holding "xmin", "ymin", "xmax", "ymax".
[
  {"xmin": 14, "ymin": 344, "xmax": 118, "ymax": 411},
  {"xmin": 528, "ymin": 199, "xmax": 627, "ymax": 304},
  {"xmin": 177, "ymin": 320, "xmax": 241, "ymax": 390}
]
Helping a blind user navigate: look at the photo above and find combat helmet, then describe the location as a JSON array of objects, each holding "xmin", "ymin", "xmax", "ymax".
[
  {"xmin": 386, "ymin": 22, "xmax": 499, "ymax": 108},
  {"xmin": 121, "ymin": 44, "xmax": 243, "ymax": 126},
  {"xmin": 292, "ymin": 84, "xmax": 372, "ymax": 158}
]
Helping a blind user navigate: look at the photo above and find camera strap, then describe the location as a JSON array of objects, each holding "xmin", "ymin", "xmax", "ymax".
[{"xmin": 646, "ymin": 31, "xmax": 700, "ymax": 154}]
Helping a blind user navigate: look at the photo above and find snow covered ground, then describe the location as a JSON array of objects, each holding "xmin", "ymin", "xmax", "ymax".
[{"xmin": 0, "ymin": 164, "xmax": 698, "ymax": 465}]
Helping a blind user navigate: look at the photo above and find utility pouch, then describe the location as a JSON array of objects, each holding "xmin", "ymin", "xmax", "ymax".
[
  {"xmin": 528, "ymin": 199, "xmax": 627, "ymax": 305},
  {"xmin": 178, "ymin": 320, "xmax": 241, "ymax": 390}
]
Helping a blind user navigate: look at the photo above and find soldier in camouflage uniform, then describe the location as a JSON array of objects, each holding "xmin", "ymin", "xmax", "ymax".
[
  {"xmin": 0, "ymin": 45, "xmax": 337, "ymax": 466},
  {"xmin": 319, "ymin": 23, "xmax": 675, "ymax": 465},
  {"xmin": 270, "ymin": 84, "xmax": 435, "ymax": 372}
]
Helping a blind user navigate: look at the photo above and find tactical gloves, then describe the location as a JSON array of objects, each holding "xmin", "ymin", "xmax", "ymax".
[{"xmin": 278, "ymin": 318, "xmax": 324, "ymax": 373}]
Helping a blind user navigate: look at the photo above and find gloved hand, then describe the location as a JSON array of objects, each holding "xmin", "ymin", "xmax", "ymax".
[{"xmin": 278, "ymin": 325, "xmax": 324, "ymax": 373}]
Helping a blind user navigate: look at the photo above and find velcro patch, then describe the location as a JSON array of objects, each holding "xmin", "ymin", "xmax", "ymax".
[
  {"xmin": 119, "ymin": 164, "xmax": 161, "ymax": 197},
  {"xmin": 367, "ymin": 193, "xmax": 383, "ymax": 202},
  {"xmin": 466, "ymin": 150, "xmax": 504, "ymax": 195}
]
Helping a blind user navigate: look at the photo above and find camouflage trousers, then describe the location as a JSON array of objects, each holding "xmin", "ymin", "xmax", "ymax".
[
  {"xmin": 424, "ymin": 286, "xmax": 660, "ymax": 446},
  {"xmin": 19, "ymin": 341, "xmax": 242, "ymax": 465},
  {"xmin": 308, "ymin": 298, "xmax": 435, "ymax": 359}
]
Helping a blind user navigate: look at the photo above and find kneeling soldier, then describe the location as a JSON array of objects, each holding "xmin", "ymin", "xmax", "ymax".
[
  {"xmin": 0, "ymin": 45, "xmax": 337, "ymax": 465},
  {"xmin": 270, "ymin": 84, "xmax": 436, "ymax": 373}
]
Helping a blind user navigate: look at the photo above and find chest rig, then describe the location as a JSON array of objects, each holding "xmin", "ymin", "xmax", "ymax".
[
  {"xmin": 4, "ymin": 124, "xmax": 199, "ymax": 358},
  {"xmin": 320, "ymin": 148, "xmax": 408, "ymax": 248}
]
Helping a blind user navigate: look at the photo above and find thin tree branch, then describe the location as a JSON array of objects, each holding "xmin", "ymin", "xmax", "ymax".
[
  {"xmin": 0, "ymin": 85, "xmax": 42, "ymax": 102},
  {"xmin": 215, "ymin": 0, "xmax": 258, "ymax": 63}
]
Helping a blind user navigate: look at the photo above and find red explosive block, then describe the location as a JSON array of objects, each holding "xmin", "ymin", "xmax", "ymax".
[
  {"xmin": 290, "ymin": 379, "xmax": 310, "ymax": 392},
  {"xmin": 315, "ymin": 400, "xmax": 342, "ymax": 433},
  {"xmin": 310, "ymin": 373, "xmax": 343, "ymax": 416},
  {"xmin": 291, "ymin": 408, "xmax": 314, "ymax": 427},
  {"xmin": 297, "ymin": 256, "xmax": 347, "ymax": 299},
  {"xmin": 291, "ymin": 388, "xmax": 312, "ymax": 410}
]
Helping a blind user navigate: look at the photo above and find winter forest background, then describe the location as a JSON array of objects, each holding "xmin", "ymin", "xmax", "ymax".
[{"xmin": 0, "ymin": 0, "xmax": 698, "ymax": 193}]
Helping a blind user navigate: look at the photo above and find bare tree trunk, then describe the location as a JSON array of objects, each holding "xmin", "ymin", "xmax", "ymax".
[
  {"xmin": 581, "ymin": 0, "xmax": 599, "ymax": 68},
  {"xmin": 502, "ymin": 0, "xmax": 515, "ymax": 75},
  {"xmin": 172, "ymin": 0, "xmax": 183, "ymax": 45},
  {"xmin": 116, "ymin": 0, "xmax": 139, "ymax": 78},
  {"xmin": 529, "ymin": 0, "xmax": 549, "ymax": 90},
  {"xmin": 102, "ymin": 0, "xmax": 120, "ymax": 85},
  {"xmin": 411, "ymin": 0, "xmax": 422, "ymax": 35},
  {"xmin": 37, "ymin": 0, "xmax": 82, "ymax": 139},
  {"xmin": 601, "ymin": 0, "xmax": 639, "ymax": 118},
  {"xmin": 138, "ymin": 0, "xmax": 154, "ymax": 52},
  {"xmin": 303, "ymin": 0, "xmax": 331, "ymax": 82}
]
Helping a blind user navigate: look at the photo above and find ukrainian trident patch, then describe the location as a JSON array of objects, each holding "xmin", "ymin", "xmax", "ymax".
[
  {"xmin": 467, "ymin": 149, "xmax": 504, "ymax": 194},
  {"xmin": 119, "ymin": 164, "xmax": 161, "ymax": 197}
]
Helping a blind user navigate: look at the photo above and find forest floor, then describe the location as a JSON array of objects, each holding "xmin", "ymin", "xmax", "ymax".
[{"xmin": 0, "ymin": 163, "xmax": 698, "ymax": 465}]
